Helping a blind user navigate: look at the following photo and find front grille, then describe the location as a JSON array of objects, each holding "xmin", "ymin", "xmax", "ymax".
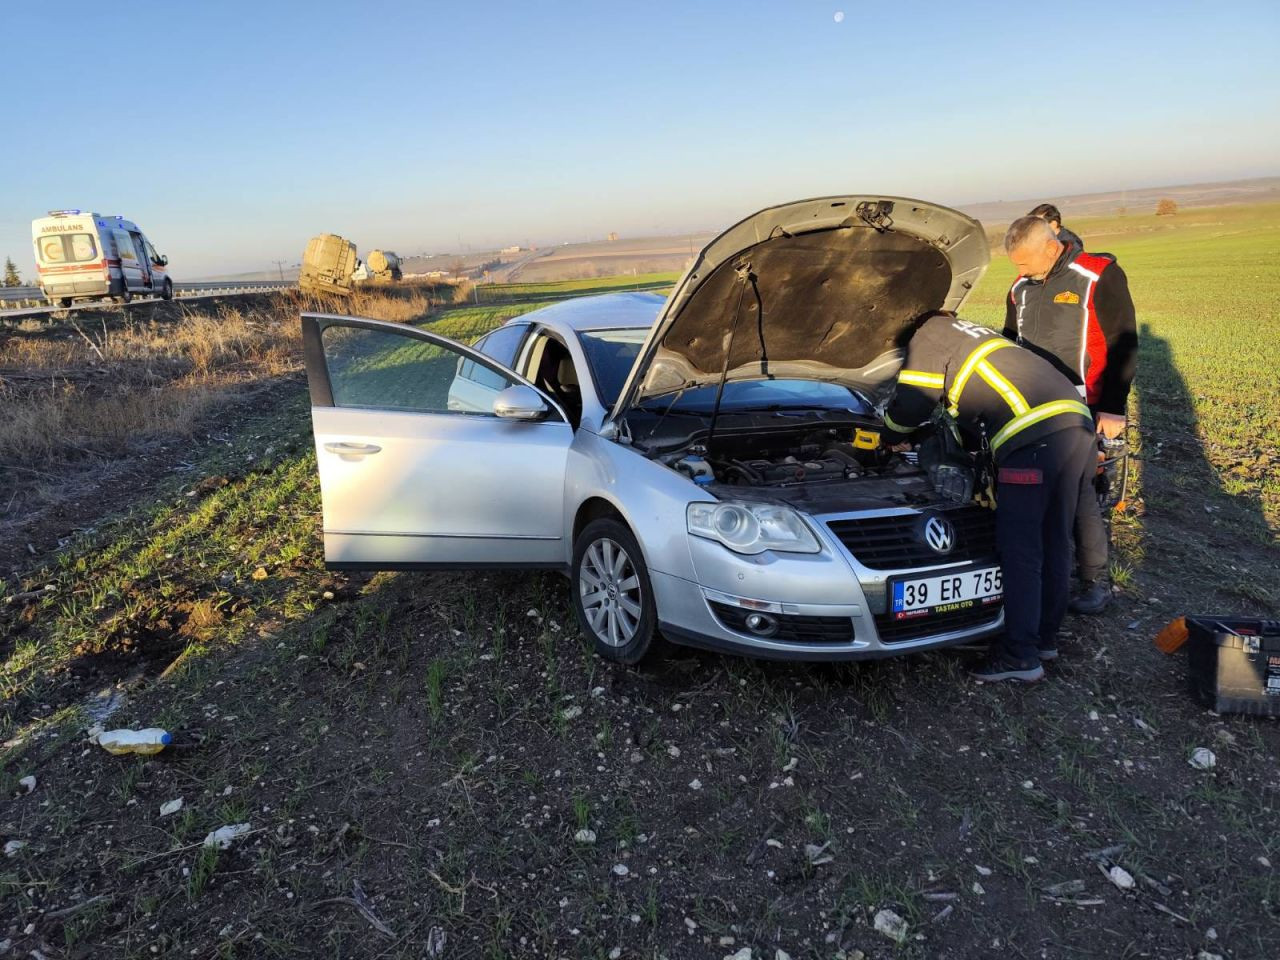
[
  {"xmin": 709, "ymin": 602, "xmax": 853, "ymax": 645},
  {"xmin": 827, "ymin": 505, "xmax": 996, "ymax": 570},
  {"xmin": 874, "ymin": 603, "xmax": 1002, "ymax": 644}
]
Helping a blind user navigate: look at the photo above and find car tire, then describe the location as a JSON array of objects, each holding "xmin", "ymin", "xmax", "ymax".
[
  {"xmin": 161, "ymin": 278, "xmax": 173, "ymax": 301},
  {"xmin": 119, "ymin": 282, "xmax": 132, "ymax": 304},
  {"xmin": 58, "ymin": 297, "xmax": 72, "ymax": 308},
  {"xmin": 571, "ymin": 518, "xmax": 659, "ymax": 665}
]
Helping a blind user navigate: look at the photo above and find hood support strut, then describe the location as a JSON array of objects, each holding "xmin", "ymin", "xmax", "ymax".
[{"xmin": 704, "ymin": 263, "xmax": 757, "ymax": 453}]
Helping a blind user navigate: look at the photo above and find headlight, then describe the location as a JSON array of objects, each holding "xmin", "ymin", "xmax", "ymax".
[{"xmin": 686, "ymin": 501, "xmax": 820, "ymax": 555}]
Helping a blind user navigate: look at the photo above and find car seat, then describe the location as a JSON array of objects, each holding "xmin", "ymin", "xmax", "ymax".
[{"xmin": 554, "ymin": 355, "xmax": 582, "ymax": 427}]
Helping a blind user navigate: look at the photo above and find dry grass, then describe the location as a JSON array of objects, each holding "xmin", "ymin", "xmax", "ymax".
[{"xmin": 0, "ymin": 288, "xmax": 449, "ymax": 469}]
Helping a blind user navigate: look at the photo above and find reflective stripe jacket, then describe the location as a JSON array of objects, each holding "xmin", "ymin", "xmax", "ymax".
[
  {"xmin": 1003, "ymin": 240, "xmax": 1137, "ymax": 415},
  {"xmin": 883, "ymin": 315, "xmax": 1092, "ymax": 462}
]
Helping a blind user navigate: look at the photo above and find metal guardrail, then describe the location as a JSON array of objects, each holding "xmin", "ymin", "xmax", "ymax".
[
  {"xmin": 0, "ymin": 280, "xmax": 297, "ymax": 301},
  {"xmin": 0, "ymin": 281, "xmax": 297, "ymax": 318}
]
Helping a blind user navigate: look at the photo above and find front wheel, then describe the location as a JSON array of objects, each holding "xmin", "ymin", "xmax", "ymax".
[
  {"xmin": 571, "ymin": 518, "xmax": 658, "ymax": 665},
  {"xmin": 58, "ymin": 297, "xmax": 72, "ymax": 308},
  {"xmin": 160, "ymin": 278, "xmax": 173, "ymax": 301}
]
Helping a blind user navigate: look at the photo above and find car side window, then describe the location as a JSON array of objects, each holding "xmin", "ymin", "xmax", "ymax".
[
  {"xmin": 477, "ymin": 323, "xmax": 529, "ymax": 370},
  {"xmin": 321, "ymin": 325, "xmax": 520, "ymax": 415}
]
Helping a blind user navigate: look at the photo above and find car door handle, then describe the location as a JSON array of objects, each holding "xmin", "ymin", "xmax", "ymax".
[{"xmin": 323, "ymin": 441, "xmax": 382, "ymax": 459}]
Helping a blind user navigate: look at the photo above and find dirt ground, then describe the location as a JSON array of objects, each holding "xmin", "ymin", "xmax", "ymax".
[{"xmin": 1, "ymin": 283, "xmax": 1278, "ymax": 959}]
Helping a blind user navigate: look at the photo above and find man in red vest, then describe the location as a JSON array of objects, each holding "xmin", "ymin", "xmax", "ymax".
[{"xmin": 1002, "ymin": 216, "xmax": 1138, "ymax": 615}]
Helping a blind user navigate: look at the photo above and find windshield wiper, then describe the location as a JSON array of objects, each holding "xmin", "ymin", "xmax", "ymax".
[{"xmin": 641, "ymin": 385, "xmax": 698, "ymax": 444}]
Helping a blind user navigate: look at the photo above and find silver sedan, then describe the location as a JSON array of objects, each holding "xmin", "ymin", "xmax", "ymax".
[{"xmin": 301, "ymin": 195, "xmax": 1004, "ymax": 662}]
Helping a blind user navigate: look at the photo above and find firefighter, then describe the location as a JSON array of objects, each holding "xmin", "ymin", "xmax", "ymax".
[
  {"xmin": 1003, "ymin": 216, "xmax": 1138, "ymax": 615},
  {"xmin": 1027, "ymin": 202, "xmax": 1083, "ymax": 249},
  {"xmin": 882, "ymin": 314, "xmax": 1097, "ymax": 683}
]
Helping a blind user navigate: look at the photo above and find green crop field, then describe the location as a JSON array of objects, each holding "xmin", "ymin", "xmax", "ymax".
[
  {"xmin": 1, "ymin": 204, "xmax": 1277, "ymax": 959},
  {"xmin": 967, "ymin": 202, "xmax": 1280, "ymax": 535}
]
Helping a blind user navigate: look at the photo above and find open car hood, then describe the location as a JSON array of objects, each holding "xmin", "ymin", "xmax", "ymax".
[{"xmin": 611, "ymin": 196, "xmax": 989, "ymax": 416}]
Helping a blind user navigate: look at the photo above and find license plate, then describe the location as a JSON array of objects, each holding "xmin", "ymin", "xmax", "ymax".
[{"xmin": 890, "ymin": 565, "xmax": 1003, "ymax": 620}]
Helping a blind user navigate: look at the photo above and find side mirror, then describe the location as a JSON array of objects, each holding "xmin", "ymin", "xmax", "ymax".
[
  {"xmin": 491, "ymin": 384, "xmax": 547, "ymax": 419},
  {"xmin": 159, "ymin": 255, "xmax": 169, "ymax": 266},
  {"xmin": 493, "ymin": 384, "xmax": 549, "ymax": 421}
]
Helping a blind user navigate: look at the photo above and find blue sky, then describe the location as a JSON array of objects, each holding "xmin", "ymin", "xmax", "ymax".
[{"xmin": 3, "ymin": 0, "xmax": 1277, "ymax": 277}]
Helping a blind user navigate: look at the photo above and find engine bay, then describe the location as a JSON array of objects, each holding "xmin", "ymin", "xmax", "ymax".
[
  {"xmin": 670, "ymin": 432, "xmax": 907, "ymax": 488},
  {"xmin": 624, "ymin": 408, "xmax": 965, "ymax": 511}
]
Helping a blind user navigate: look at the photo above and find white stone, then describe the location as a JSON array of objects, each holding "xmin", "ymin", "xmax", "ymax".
[
  {"xmin": 203, "ymin": 823, "xmax": 252, "ymax": 849},
  {"xmin": 574, "ymin": 829, "xmax": 597, "ymax": 845},
  {"xmin": 560, "ymin": 705, "xmax": 583, "ymax": 721},
  {"xmin": 873, "ymin": 908, "xmax": 909, "ymax": 944},
  {"xmin": 3, "ymin": 840, "xmax": 26, "ymax": 857},
  {"xmin": 689, "ymin": 779, "xmax": 702, "ymax": 790},
  {"xmin": 1188, "ymin": 747, "xmax": 1216, "ymax": 770},
  {"xmin": 724, "ymin": 949, "xmax": 752, "ymax": 960},
  {"xmin": 1107, "ymin": 865, "xmax": 1135, "ymax": 890},
  {"xmin": 611, "ymin": 864, "xmax": 629, "ymax": 876},
  {"xmin": 975, "ymin": 865, "xmax": 992, "ymax": 876}
]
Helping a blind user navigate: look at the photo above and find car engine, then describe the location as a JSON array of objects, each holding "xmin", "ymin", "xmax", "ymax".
[{"xmin": 635, "ymin": 415, "xmax": 974, "ymax": 511}]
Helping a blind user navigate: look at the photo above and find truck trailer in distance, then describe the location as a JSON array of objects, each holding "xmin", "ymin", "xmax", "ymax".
[
  {"xmin": 300, "ymin": 234, "xmax": 402, "ymax": 296},
  {"xmin": 299, "ymin": 233, "xmax": 360, "ymax": 296}
]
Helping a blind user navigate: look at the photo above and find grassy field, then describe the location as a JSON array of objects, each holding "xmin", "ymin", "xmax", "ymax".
[
  {"xmin": 0, "ymin": 204, "xmax": 1277, "ymax": 959},
  {"xmin": 966, "ymin": 202, "xmax": 1280, "ymax": 537}
]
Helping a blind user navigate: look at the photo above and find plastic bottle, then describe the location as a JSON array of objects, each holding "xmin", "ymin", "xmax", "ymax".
[{"xmin": 97, "ymin": 728, "xmax": 172, "ymax": 756}]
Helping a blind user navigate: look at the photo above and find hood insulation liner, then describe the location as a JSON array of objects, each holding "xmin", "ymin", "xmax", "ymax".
[{"xmin": 639, "ymin": 226, "xmax": 953, "ymax": 399}]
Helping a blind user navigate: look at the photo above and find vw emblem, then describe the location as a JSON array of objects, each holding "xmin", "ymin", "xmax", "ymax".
[{"xmin": 921, "ymin": 515, "xmax": 955, "ymax": 554}]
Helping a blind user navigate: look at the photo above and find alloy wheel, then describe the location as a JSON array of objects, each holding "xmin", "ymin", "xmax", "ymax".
[{"xmin": 579, "ymin": 537, "xmax": 643, "ymax": 648}]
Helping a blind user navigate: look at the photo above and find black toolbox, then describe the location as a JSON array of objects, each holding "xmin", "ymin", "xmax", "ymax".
[{"xmin": 1185, "ymin": 616, "xmax": 1280, "ymax": 716}]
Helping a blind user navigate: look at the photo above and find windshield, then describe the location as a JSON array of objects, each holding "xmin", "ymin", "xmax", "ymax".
[
  {"xmin": 578, "ymin": 328, "xmax": 649, "ymax": 408},
  {"xmin": 578, "ymin": 327, "xmax": 872, "ymax": 415}
]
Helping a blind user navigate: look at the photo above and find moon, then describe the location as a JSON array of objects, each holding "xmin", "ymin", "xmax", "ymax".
[{"xmin": 834, "ymin": 10, "xmax": 845, "ymax": 22}]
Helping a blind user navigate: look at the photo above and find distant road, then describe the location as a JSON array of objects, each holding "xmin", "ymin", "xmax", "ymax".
[{"xmin": 492, "ymin": 248, "xmax": 553, "ymax": 284}]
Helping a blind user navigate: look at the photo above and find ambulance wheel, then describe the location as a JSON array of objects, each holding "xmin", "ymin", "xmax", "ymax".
[
  {"xmin": 119, "ymin": 286, "xmax": 132, "ymax": 304},
  {"xmin": 58, "ymin": 297, "xmax": 72, "ymax": 308},
  {"xmin": 161, "ymin": 278, "xmax": 173, "ymax": 301}
]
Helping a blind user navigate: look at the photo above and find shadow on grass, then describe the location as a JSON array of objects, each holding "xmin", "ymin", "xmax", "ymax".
[{"xmin": 1130, "ymin": 322, "xmax": 1277, "ymax": 614}]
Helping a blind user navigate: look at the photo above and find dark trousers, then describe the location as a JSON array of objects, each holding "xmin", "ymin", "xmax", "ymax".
[
  {"xmin": 1074, "ymin": 441, "xmax": 1109, "ymax": 582},
  {"xmin": 995, "ymin": 426, "xmax": 1098, "ymax": 666}
]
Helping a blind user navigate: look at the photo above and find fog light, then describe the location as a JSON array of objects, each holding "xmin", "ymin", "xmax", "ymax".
[{"xmin": 744, "ymin": 612, "xmax": 778, "ymax": 637}]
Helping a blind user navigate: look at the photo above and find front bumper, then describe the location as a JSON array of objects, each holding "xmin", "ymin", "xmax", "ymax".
[{"xmin": 649, "ymin": 508, "xmax": 1002, "ymax": 661}]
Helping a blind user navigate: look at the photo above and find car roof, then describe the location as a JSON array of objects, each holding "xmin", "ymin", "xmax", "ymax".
[{"xmin": 499, "ymin": 291, "xmax": 664, "ymax": 336}]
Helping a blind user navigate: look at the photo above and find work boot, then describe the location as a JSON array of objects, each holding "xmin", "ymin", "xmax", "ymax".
[
  {"xmin": 968, "ymin": 656, "xmax": 1045, "ymax": 684},
  {"xmin": 1069, "ymin": 580, "xmax": 1111, "ymax": 615}
]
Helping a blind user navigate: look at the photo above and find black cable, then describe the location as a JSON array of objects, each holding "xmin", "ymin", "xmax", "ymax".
[{"xmin": 749, "ymin": 270, "xmax": 768, "ymax": 379}]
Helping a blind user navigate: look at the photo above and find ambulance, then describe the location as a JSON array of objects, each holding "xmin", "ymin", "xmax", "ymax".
[{"xmin": 31, "ymin": 210, "xmax": 173, "ymax": 307}]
